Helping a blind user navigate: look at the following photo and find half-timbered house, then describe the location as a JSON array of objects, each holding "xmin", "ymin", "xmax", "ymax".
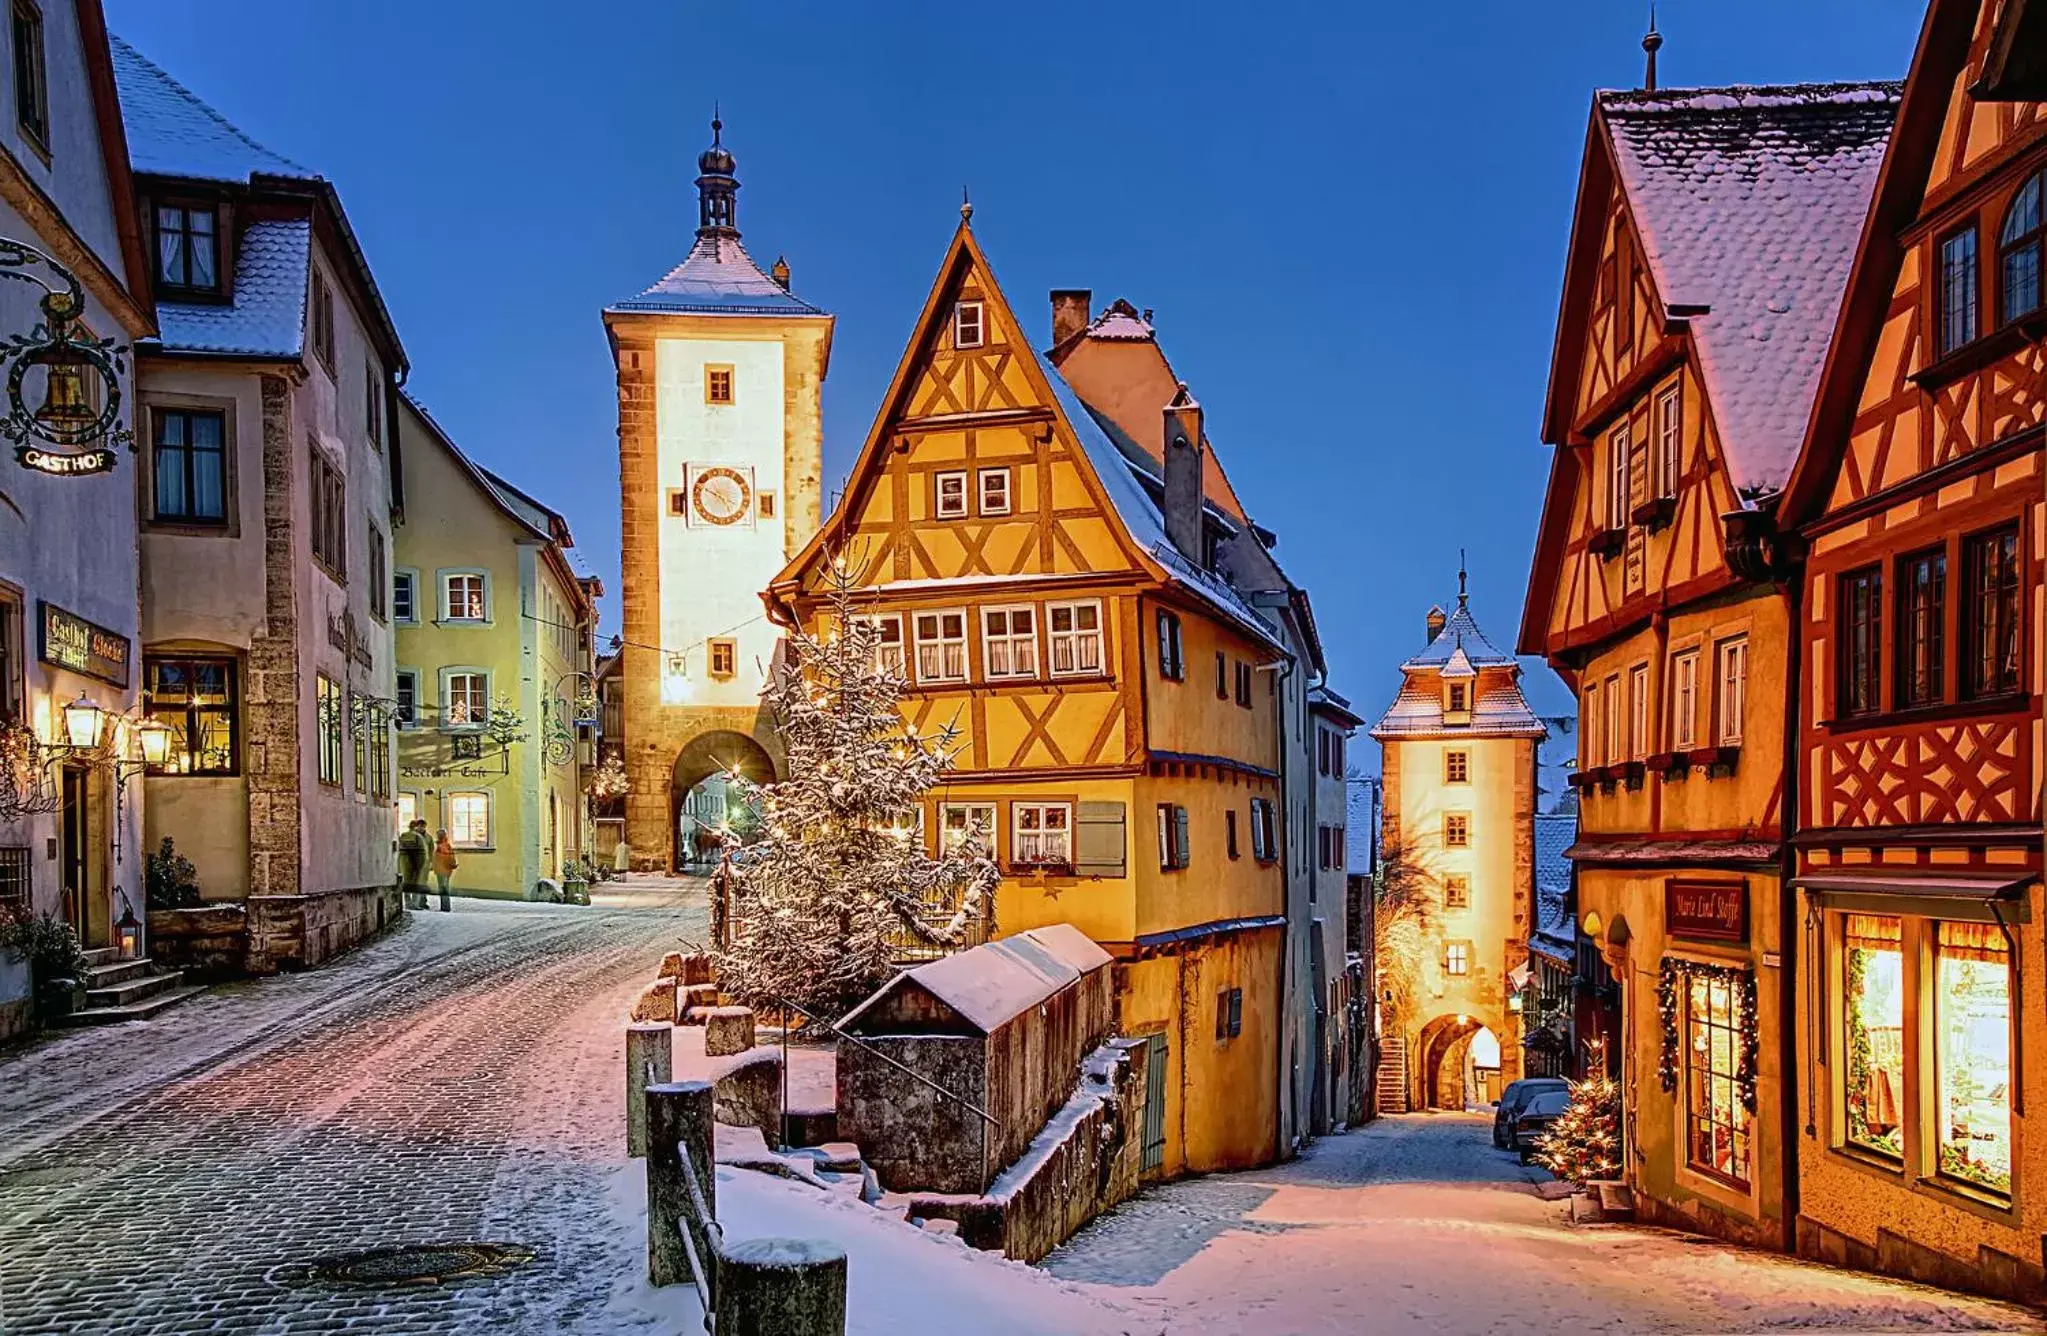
[
  {"xmin": 1523, "ymin": 76, "xmax": 1898, "ymax": 1248},
  {"xmin": 766, "ymin": 212, "xmax": 1290, "ymax": 1177},
  {"xmin": 1779, "ymin": 0, "xmax": 2045, "ymax": 1300}
]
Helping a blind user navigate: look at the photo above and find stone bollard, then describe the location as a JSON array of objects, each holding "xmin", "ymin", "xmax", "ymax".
[
  {"xmin": 625, "ymin": 1022, "xmax": 673, "ymax": 1159},
  {"xmin": 714, "ymin": 1237, "xmax": 848, "ymax": 1336},
  {"xmin": 658, "ymin": 951, "xmax": 687, "ymax": 980},
  {"xmin": 645, "ymin": 1080, "xmax": 716, "ymax": 1289},
  {"xmin": 703, "ymin": 1005, "xmax": 757, "ymax": 1057},
  {"xmin": 677, "ymin": 982, "xmax": 720, "ymax": 1024},
  {"xmin": 680, "ymin": 951, "xmax": 715, "ymax": 985},
  {"xmin": 632, "ymin": 978, "xmax": 678, "ymax": 1023}
]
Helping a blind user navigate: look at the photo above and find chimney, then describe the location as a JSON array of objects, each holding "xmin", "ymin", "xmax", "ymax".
[
  {"xmin": 1425, "ymin": 605, "xmax": 1448, "ymax": 644},
  {"xmin": 1162, "ymin": 384, "xmax": 1205, "ymax": 563},
  {"xmin": 770, "ymin": 255, "xmax": 791, "ymax": 290},
  {"xmin": 1051, "ymin": 289, "xmax": 1091, "ymax": 346}
]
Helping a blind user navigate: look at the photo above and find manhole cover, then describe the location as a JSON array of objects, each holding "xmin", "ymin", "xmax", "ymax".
[{"xmin": 307, "ymin": 1242, "xmax": 534, "ymax": 1286}]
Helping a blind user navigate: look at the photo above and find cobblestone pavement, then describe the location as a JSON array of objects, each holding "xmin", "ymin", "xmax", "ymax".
[
  {"xmin": 1045, "ymin": 1114, "xmax": 2045, "ymax": 1333},
  {"xmin": 0, "ymin": 893, "xmax": 707, "ymax": 1336}
]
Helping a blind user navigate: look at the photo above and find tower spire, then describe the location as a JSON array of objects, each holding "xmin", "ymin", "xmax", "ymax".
[
  {"xmin": 1642, "ymin": 5, "xmax": 1663, "ymax": 91},
  {"xmin": 1458, "ymin": 550, "xmax": 1469, "ymax": 608},
  {"xmin": 695, "ymin": 109, "xmax": 739, "ymax": 238}
]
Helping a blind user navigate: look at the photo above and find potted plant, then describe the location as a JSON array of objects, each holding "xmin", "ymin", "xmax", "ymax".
[
  {"xmin": 560, "ymin": 859, "xmax": 592, "ymax": 906},
  {"xmin": 145, "ymin": 837, "xmax": 201, "ymax": 909},
  {"xmin": 0, "ymin": 906, "xmax": 89, "ymax": 1023}
]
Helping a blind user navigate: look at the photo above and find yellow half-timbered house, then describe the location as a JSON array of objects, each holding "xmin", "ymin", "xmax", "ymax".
[{"xmin": 767, "ymin": 212, "xmax": 1290, "ymax": 1177}]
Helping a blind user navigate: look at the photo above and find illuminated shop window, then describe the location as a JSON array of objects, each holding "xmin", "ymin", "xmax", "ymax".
[
  {"xmin": 1842, "ymin": 914, "xmax": 1904, "ymax": 1160},
  {"xmin": 1935, "ymin": 920, "xmax": 2011, "ymax": 1195}
]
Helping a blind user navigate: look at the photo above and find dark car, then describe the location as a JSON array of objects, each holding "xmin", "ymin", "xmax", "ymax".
[
  {"xmin": 1492, "ymin": 1077, "xmax": 1568, "ymax": 1148},
  {"xmin": 1511, "ymin": 1088, "xmax": 1572, "ymax": 1160}
]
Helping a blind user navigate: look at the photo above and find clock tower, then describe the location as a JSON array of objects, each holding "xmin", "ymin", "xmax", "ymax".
[{"xmin": 605, "ymin": 117, "xmax": 833, "ymax": 870}]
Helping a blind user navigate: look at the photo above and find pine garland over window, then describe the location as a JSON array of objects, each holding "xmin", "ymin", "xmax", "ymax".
[{"xmin": 1656, "ymin": 956, "xmax": 1759, "ymax": 1112}]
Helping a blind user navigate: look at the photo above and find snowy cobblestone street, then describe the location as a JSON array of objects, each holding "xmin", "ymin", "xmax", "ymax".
[{"xmin": 0, "ymin": 887, "xmax": 707, "ymax": 1336}]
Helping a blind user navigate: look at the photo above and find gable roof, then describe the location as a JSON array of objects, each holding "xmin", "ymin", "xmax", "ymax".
[
  {"xmin": 1402, "ymin": 598, "xmax": 1517, "ymax": 671},
  {"xmin": 400, "ymin": 393, "xmax": 551, "ymax": 543},
  {"xmin": 608, "ymin": 231, "xmax": 825, "ymax": 316},
  {"xmin": 110, "ymin": 34, "xmax": 312, "ymax": 182},
  {"xmin": 1374, "ymin": 592, "xmax": 1542, "ymax": 740},
  {"xmin": 1782, "ymin": 0, "xmax": 2001, "ymax": 525},
  {"xmin": 1597, "ymin": 82, "xmax": 1900, "ymax": 501},
  {"xmin": 838, "ymin": 923, "xmax": 1111, "ymax": 1034},
  {"xmin": 771, "ymin": 220, "xmax": 1284, "ymax": 655}
]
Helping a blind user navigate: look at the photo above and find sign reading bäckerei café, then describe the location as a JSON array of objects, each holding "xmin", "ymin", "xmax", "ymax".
[
  {"xmin": 38, "ymin": 601, "xmax": 131, "ymax": 688},
  {"xmin": 1666, "ymin": 880, "xmax": 1748, "ymax": 945}
]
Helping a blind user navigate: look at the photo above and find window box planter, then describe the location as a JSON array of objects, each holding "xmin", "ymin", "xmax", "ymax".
[
  {"xmin": 1646, "ymin": 750, "xmax": 1692, "ymax": 777},
  {"xmin": 1617, "ymin": 760, "xmax": 1647, "ymax": 789},
  {"xmin": 1588, "ymin": 528, "xmax": 1626, "ymax": 559},
  {"xmin": 1566, "ymin": 770, "xmax": 1595, "ymax": 791},
  {"xmin": 1631, "ymin": 496, "xmax": 1676, "ymax": 530},
  {"xmin": 1011, "ymin": 860, "xmax": 1073, "ymax": 877},
  {"xmin": 1697, "ymin": 745, "xmax": 1741, "ymax": 774}
]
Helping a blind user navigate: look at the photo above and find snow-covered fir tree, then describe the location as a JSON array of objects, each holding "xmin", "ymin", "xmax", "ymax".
[
  {"xmin": 715, "ymin": 554, "xmax": 1000, "ymax": 1018},
  {"xmin": 1533, "ymin": 1039, "xmax": 1622, "ymax": 1184}
]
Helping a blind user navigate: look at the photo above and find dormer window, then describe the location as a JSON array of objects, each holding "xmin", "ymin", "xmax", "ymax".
[
  {"xmin": 1447, "ymin": 682, "xmax": 1467, "ymax": 712},
  {"xmin": 953, "ymin": 300, "xmax": 985, "ymax": 350},
  {"xmin": 156, "ymin": 204, "xmax": 220, "ymax": 293}
]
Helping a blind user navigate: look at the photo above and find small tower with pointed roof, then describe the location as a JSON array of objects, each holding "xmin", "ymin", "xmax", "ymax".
[
  {"xmin": 603, "ymin": 116, "xmax": 836, "ymax": 871},
  {"xmin": 1371, "ymin": 573, "xmax": 1544, "ymax": 1112}
]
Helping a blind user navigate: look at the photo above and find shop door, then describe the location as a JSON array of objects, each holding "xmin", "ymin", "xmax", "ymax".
[{"xmin": 59, "ymin": 763, "xmax": 87, "ymax": 934}]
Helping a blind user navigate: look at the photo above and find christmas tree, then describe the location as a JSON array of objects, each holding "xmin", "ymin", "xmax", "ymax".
[
  {"xmin": 1533, "ymin": 1040, "xmax": 1622, "ymax": 1184},
  {"xmin": 715, "ymin": 554, "xmax": 1000, "ymax": 1019}
]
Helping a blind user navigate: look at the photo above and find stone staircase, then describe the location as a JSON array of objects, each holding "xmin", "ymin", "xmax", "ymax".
[
  {"xmin": 1377, "ymin": 1036, "xmax": 1410, "ymax": 1114},
  {"xmin": 60, "ymin": 948, "xmax": 205, "ymax": 1026}
]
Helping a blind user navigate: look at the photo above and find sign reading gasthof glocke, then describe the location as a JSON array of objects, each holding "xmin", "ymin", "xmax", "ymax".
[{"xmin": 1665, "ymin": 879, "xmax": 1748, "ymax": 945}]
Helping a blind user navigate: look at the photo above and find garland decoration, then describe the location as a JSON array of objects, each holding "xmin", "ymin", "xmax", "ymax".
[{"xmin": 1656, "ymin": 956, "xmax": 1759, "ymax": 1113}]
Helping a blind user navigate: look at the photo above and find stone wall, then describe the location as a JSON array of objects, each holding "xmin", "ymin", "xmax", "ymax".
[
  {"xmin": 246, "ymin": 373, "xmax": 303, "ymax": 898},
  {"xmin": 147, "ymin": 905, "xmax": 251, "ymax": 981},
  {"xmin": 245, "ymin": 884, "xmax": 401, "ymax": 974},
  {"xmin": 838, "ymin": 1034, "xmax": 988, "ymax": 1194}
]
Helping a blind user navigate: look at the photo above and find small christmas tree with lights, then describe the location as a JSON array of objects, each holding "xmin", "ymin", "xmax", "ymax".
[
  {"xmin": 714, "ymin": 553, "xmax": 1000, "ymax": 1019},
  {"xmin": 1533, "ymin": 1039, "xmax": 1622, "ymax": 1185}
]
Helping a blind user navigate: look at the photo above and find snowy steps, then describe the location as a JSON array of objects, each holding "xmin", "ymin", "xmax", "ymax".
[
  {"xmin": 61, "ymin": 953, "xmax": 205, "ymax": 1027},
  {"xmin": 1571, "ymin": 1180, "xmax": 1637, "ymax": 1224}
]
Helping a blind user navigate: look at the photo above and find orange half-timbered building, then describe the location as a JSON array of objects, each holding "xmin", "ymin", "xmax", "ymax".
[
  {"xmin": 1524, "ymin": 77, "xmax": 1898, "ymax": 1249},
  {"xmin": 1780, "ymin": 0, "xmax": 2046, "ymax": 1301},
  {"xmin": 766, "ymin": 213, "xmax": 1292, "ymax": 1177}
]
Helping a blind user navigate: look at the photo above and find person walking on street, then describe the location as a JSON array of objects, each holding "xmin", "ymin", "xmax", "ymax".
[
  {"xmin": 432, "ymin": 829, "xmax": 457, "ymax": 913},
  {"xmin": 613, "ymin": 838, "xmax": 631, "ymax": 877},
  {"xmin": 397, "ymin": 819, "xmax": 431, "ymax": 911}
]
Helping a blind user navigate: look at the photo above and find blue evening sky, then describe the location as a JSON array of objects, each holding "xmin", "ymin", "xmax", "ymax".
[{"xmin": 107, "ymin": 0, "xmax": 1927, "ymax": 751}]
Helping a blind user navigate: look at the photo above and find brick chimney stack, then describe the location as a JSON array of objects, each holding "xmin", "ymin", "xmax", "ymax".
[
  {"xmin": 1051, "ymin": 289, "xmax": 1091, "ymax": 346},
  {"xmin": 1162, "ymin": 384, "xmax": 1205, "ymax": 563}
]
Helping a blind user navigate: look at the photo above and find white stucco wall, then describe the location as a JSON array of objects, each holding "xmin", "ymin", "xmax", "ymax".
[{"xmin": 655, "ymin": 336, "xmax": 786, "ymax": 708}]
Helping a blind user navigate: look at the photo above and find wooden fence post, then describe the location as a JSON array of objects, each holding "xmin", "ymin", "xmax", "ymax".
[
  {"xmin": 625, "ymin": 1022, "xmax": 673, "ymax": 1159},
  {"xmin": 714, "ymin": 1237, "xmax": 848, "ymax": 1336},
  {"xmin": 645, "ymin": 1079, "xmax": 714, "ymax": 1288}
]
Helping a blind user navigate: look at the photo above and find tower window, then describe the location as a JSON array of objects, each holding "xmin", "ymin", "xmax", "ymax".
[
  {"xmin": 669, "ymin": 489, "xmax": 688, "ymax": 517},
  {"xmin": 953, "ymin": 301, "xmax": 985, "ymax": 350},
  {"xmin": 757, "ymin": 490, "xmax": 777, "ymax": 519},
  {"xmin": 708, "ymin": 638, "xmax": 737, "ymax": 680},
  {"xmin": 705, "ymin": 365, "xmax": 734, "ymax": 405},
  {"xmin": 1444, "ymin": 813, "xmax": 1470, "ymax": 847},
  {"xmin": 1445, "ymin": 749, "xmax": 1468, "ymax": 784}
]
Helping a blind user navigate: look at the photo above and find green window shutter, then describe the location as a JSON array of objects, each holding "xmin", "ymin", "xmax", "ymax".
[
  {"xmin": 1173, "ymin": 806, "xmax": 1190, "ymax": 869},
  {"xmin": 1075, "ymin": 800, "xmax": 1127, "ymax": 877}
]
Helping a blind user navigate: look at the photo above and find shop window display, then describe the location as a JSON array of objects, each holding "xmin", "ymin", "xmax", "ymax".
[
  {"xmin": 1685, "ymin": 971, "xmax": 1752, "ymax": 1187},
  {"xmin": 1934, "ymin": 921, "xmax": 2012, "ymax": 1195},
  {"xmin": 1842, "ymin": 914, "xmax": 1904, "ymax": 1159}
]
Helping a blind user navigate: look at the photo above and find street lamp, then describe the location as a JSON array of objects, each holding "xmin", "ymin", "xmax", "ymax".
[
  {"xmin": 133, "ymin": 715, "xmax": 171, "ymax": 769},
  {"xmin": 62, "ymin": 692, "xmax": 105, "ymax": 750}
]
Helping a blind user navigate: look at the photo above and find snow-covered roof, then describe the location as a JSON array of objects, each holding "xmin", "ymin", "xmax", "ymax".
[
  {"xmin": 1372, "ymin": 676, "xmax": 1545, "ymax": 739},
  {"xmin": 1531, "ymin": 812, "xmax": 1578, "ymax": 958},
  {"xmin": 110, "ymin": 35, "xmax": 314, "ymax": 183},
  {"xmin": 1345, "ymin": 779, "xmax": 1377, "ymax": 874},
  {"xmin": 1402, "ymin": 600, "xmax": 1517, "ymax": 671},
  {"xmin": 610, "ymin": 232, "xmax": 824, "ymax": 317},
  {"xmin": 1082, "ymin": 298, "xmax": 1154, "ymax": 341},
  {"xmin": 152, "ymin": 219, "xmax": 307, "ymax": 357},
  {"xmin": 1599, "ymin": 81, "xmax": 1900, "ymax": 500},
  {"xmin": 842, "ymin": 924, "xmax": 1111, "ymax": 1035}
]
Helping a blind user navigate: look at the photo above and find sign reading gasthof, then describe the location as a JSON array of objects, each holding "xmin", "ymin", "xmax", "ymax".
[
  {"xmin": 1665, "ymin": 879, "xmax": 1748, "ymax": 944},
  {"xmin": 38, "ymin": 600, "xmax": 130, "ymax": 688}
]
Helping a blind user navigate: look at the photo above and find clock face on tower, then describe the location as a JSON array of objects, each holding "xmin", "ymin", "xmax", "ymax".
[{"xmin": 691, "ymin": 466, "xmax": 752, "ymax": 526}]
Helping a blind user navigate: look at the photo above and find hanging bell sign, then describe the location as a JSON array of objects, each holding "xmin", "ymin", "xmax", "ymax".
[{"xmin": 0, "ymin": 238, "xmax": 132, "ymax": 477}]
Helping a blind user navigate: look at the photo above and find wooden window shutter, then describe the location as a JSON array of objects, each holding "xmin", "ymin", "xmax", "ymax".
[
  {"xmin": 1216, "ymin": 989, "xmax": 1231, "ymax": 1040},
  {"xmin": 1174, "ymin": 806, "xmax": 1190, "ymax": 869},
  {"xmin": 1074, "ymin": 801, "xmax": 1127, "ymax": 877},
  {"xmin": 1228, "ymin": 988, "xmax": 1243, "ymax": 1038}
]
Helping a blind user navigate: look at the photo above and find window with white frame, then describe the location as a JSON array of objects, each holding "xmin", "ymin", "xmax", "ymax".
[
  {"xmin": 1716, "ymin": 637, "xmax": 1747, "ymax": 746},
  {"xmin": 1671, "ymin": 650, "xmax": 1699, "ymax": 749},
  {"xmin": 860, "ymin": 614, "xmax": 905, "ymax": 676},
  {"xmin": 1250, "ymin": 797, "xmax": 1278, "ymax": 861},
  {"xmin": 1012, "ymin": 802, "xmax": 1071, "ymax": 867},
  {"xmin": 1602, "ymin": 674, "xmax": 1621, "ymax": 768},
  {"xmin": 978, "ymin": 467, "xmax": 1011, "ymax": 516},
  {"xmin": 393, "ymin": 569, "xmax": 418, "ymax": 624},
  {"xmin": 441, "ymin": 571, "xmax": 488, "ymax": 622},
  {"xmin": 953, "ymin": 300, "xmax": 985, "ymax": 350},
  {"xmin": 1156, "ymin": 803, "xmax": 1189, "ymax": 870},
  {"xmin": 1608, "ymin": 423, "xmax": 1631, "ymax": 528},
  {"xmin": 1656, "ymin": 384, "xmax": 1682, "ymax": 497},
  {"xmin": 448, "ymin": 791, "xmax": 492, "ymax": 849},
  {"xmin": 913, "ymin": 610, "xmax": 967, "ymax": 683},
  {"xmin": 394, "ymin": 668, "xmax": 418, "ymax": 729},
  {"xmin": 1047, "ymin": 601, "xmax": 1103, "ymax": 676},
  {"xmin": 442, "ymin": 669, "xmax": 489, "ymax": 730},
  {"xmin": 1582, "ymin": 686, "xmax": 1601, "ymax": 768},
  {"xmin": 1628, "ymin": 663, "xmax": 1649, "ymax": 761},
  {"xmin": 1445, "ymin": 941, "xmax": 1471, "ymax": 976},
  {"xmin": 981, "ymin": 605, "xmax": 1039, "ymax": 678},
  {"xmin": 940, "ymin": 802, "xmax": 996, "ymax": 857},
  {"xmin": 934, "ymin": 471, "xmax": 967, "ymax": 520}
]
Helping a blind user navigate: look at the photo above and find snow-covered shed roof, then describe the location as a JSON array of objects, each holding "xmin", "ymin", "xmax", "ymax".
[
  {"xmin": 1531, "ymin": 812, "xmax": 1578, "ymax": 961},
  {"xmin": 1598, "ymin": 81, "xmax": 1900, "ymax": 500},
  {"xmin": 609, "ymin": 232, "xmax": 825, "ymax": 317},
  {"xmin": 110, "ymin": 35, "xmax": 313, "ymax": 183},
  {"xmin": 840, "ymin": 924, "xmax": 1111, "ymax": 1036}
]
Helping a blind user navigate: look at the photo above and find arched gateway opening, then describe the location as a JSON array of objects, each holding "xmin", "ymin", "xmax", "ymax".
[
  {"xmin": 1415, "ymin": 1013, "xmax": 1503, "ymax": 1112},
  {"xmin": 671, "ymin": 730, "xmax": 777, "ymax": 872}
]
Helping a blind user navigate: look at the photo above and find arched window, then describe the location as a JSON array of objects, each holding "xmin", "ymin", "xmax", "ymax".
[{"xmin": 1999, "ymin": 168, "xmax": 2044, "ymax": 324}]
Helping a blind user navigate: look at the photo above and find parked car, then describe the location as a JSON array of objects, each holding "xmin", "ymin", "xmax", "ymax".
[
  {"xmin": 1492, "ymin": 1077, "xmax": 1568, "ymax": 1148},
  {"xmin": 1512, "ymin": 1088, "xmax": 1572, "ymax": 1161}
]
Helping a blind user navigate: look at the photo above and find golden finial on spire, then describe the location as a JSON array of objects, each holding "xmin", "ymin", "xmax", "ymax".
[{"xmin": 961, "ymin": 186, "xmax": 973, "ymax": 225}]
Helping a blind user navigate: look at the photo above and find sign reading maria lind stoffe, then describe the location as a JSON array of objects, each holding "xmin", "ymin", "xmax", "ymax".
[
  {"xmin": 1666, "ymin": 880, "xmax": 1748, "ymax": 945},
  {"xmin": 38, "ymin": 601, "xmax": 130, "ymax": 687}
]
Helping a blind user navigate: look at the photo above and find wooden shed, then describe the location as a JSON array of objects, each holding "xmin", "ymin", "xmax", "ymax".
[{"xmin": 836, "ymin": 924, "xmax": 1114, "ymax": 1193}]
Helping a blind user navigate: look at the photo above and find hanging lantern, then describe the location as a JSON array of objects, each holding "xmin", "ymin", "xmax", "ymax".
[
  {"xmin": 62, "ymin": 692, "xmax": 104, "ymax": 750},
  {"xmin": 115, "ymin": 902, "xmax": 140, "ymax": 960},
  {"xmin": 134, "ymin": 715, "xmax": 172, "ymax": 768}
]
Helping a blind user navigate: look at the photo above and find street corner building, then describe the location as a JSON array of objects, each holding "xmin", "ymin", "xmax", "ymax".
[
  {"xmin": 390, "ymin": 396, "xmax": 599, "ymax": 899},
  {"xmin": 1775, "ymin": 0, "xmax": 2046, "ymax": 1301},
  {"xmin": 603, "ymin": 117, "xmax": 833, "ymax": 873},
  {"xmin": 764, "ymin": 212, "xmax": 1307, "ymax": 1179},
  {"xmin": 114, "ymin": 34, "xmax": 410, "ymax": 976},
  {"xmin": 0, "ymin": 2, "xmax": 156, "ymax": 1038},
  {"xmin": 1371, "ymin": 585, "xmax": 1546, "ymax": 1113}
]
